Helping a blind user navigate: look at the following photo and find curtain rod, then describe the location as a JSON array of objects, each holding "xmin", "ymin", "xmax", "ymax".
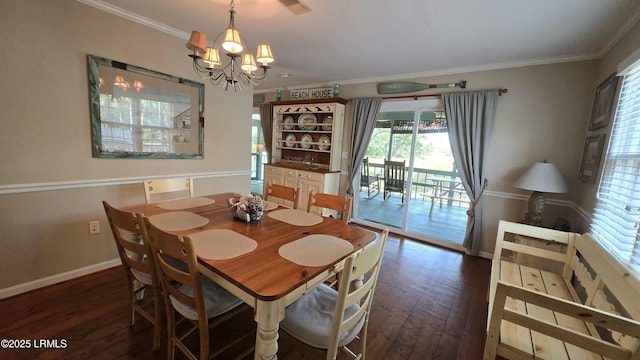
[{"xmin": 382, "ymin": 88, "xmax": 508, "ymax": 100}]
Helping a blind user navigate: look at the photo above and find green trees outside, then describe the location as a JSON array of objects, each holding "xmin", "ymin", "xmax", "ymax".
[{"xmin": 366, "ymin": 129, "xmax": 454, "ymax": 171}]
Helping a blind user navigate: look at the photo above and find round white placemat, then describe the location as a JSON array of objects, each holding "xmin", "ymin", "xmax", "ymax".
[
  {"xmin": 148, "ymin": 211, "xmax": 209, "ymax": 231},
  {"xmin": 267, "ymin": 209, "xmax": 323, "ymax": 226},
  {"xmin": 265, "ymin": 200, "xmax": 279, "ymax": 211},
  {"xmin": 156, "ymin": 197, "xmax": 215, "ymax": 210},
  {"xmin": 278, "ymin": 235, "xmax": 354, "ymax": 267},
  {"xmin": 189, "ymin": 229, "xmax": 258, "ymax": 260}
]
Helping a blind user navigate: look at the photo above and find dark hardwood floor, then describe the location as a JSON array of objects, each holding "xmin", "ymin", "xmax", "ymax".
[{"xmin": 0, "ymin": 233, "xmax": 490, "ymax": 360}]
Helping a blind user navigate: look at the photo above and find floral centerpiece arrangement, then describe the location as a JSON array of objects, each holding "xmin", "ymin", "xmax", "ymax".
[{"xmin": 228, "ymin": 194, "xmax": 266, "ymax": 222}]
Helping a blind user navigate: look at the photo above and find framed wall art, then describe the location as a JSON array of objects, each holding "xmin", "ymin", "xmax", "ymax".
[
  {"xmin": 588, "ymin": 73, "xmax": 618, "ymax": 131},
  {"xmin": 579, "ymin": 134, "xmax": 606, "ymax": 183},
  {"xmin": 88, "ymin": 54, "xmax": 204, "ymax": 159}
]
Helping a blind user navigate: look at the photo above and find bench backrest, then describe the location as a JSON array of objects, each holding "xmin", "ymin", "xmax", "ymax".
[
  {"xmin": 574, "ymin": 233, "xmax": 640, "ymax": 351},
  {"xmin": 493, "ymin": 220, "xmax": 577, "ymax": 276}
]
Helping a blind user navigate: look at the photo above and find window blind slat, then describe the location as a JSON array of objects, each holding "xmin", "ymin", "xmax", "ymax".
[{"xmin": 592, "ymin": 69, "xmax": 640, "ymax": 275}]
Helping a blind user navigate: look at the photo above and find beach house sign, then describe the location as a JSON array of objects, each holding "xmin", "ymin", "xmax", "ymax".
[{"xmin": 289, "ymin": 87, "xmax": 333, "ymax": 100}]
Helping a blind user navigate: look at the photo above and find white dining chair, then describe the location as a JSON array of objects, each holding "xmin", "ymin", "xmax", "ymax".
[
  {"xmin": 280, "ymin": 229, "xmax": 389, "ymax": 359},
  {"xmin": 143, "ymin": 177, "xmax": 194, "ymax": 204}
]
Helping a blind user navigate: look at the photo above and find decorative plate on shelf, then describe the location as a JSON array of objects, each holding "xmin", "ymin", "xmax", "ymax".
[
  {"xmin": 318, "ymin": 135, "xmax": 331, "ymax": 151},
  {"xmin": 285, "ymin": 134, "xmax": 297, "ymax": 148},
  {"xmin": 322, "ymin": 116, "xmax": 333, "ymax": 131},
  {"xmin": 298, "ymin": 113, "xmax": 317, "ymax": 130},
  {"xmin": 283, "ymin": 116, "xmax": 295, "ymax": 130},
  {"xmin": 300, "ymin": 134, "xmax": 313, "ymax": 149}
]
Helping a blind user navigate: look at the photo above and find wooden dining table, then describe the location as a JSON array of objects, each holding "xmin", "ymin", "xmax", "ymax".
[{"xmin": 124, "ymin": 192, "xmax": 378, "ymax": 360}]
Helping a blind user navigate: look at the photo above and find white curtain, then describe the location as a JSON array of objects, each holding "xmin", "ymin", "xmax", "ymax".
[
  {"xmin": 347, "ymin": 98, "xmax": 383, "ymax": 196},
  {"xmin": 443, "ymin": 90, "xmax": 499, "ymax": 256}
]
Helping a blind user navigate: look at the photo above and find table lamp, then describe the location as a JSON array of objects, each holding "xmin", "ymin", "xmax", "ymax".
[{"xmin": 514, "ymin": 161, "xmax": 568, "ymax": 226}]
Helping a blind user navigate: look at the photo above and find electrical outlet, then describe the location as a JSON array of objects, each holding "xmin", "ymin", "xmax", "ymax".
[{"xmin": 89, "ymin": 221, "xmax": 100, "ymax": 235}]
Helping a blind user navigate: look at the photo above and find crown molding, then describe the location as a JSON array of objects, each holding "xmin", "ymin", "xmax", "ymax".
[{"xmin": 77, "ymin": 0, "xmax": 190, "ymax": 40}]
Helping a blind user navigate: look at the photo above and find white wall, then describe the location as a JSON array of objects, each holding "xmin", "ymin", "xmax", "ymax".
[{"xmin": 0, "ymin": 0, "xmax": 253, "ymax": 295}]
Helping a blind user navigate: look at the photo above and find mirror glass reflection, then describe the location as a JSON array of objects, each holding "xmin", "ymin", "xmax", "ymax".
[{"xmin": 88, "ymin": 54, "xmax": 204, "ymax": 158}]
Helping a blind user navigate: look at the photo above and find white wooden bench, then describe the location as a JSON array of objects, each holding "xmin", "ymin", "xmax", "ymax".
[{"xmin": 484, "ymin": 220, "xmax": 640, "ymax": 359}]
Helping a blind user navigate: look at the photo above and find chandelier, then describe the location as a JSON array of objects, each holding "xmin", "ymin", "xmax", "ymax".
[{"xmin": 186, "ymin": 0, "xmax": 274, "ymax": 91}]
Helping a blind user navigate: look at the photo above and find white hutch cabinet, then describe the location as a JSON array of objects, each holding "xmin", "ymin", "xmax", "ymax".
[{"xmin": 264, "ymin": 97, "xmax": 347, "ymax": 212}]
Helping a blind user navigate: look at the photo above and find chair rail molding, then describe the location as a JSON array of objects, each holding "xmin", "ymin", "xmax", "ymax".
[
  {"xmin": 485, "ymin": 190, "xmax": 590, "ymax": 226},
  {"xmin": 0, "ymin": 170, "xmax": 250, "ymax": 195}
]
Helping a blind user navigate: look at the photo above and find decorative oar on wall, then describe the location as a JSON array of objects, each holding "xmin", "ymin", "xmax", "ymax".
[{"xmin": 377, "ymin": 80, "xmax": 467, "ymax": 94}]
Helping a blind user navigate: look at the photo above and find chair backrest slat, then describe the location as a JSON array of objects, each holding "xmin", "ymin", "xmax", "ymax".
[
  {"xmin": 264, "ymin": 182, "xmax": 298, "ymax": 209},
  {"xmin": 307, "ymin": 191, "xmax": 352, "ymax": 224},
  {"xmin": 143, "ymin": 177, "xmax": 194, "ymax": 204},
  {"xmin": 327, "ymin": 229, "xmax": 389, "ymax": 358},
  {"xmin": 361, "ymin": 158, "xmax": 371, "ymax": 186},
  {"xmin": 142, "ymin": 216, "xmax": 203, "ymax": 312},
  {"xmin": 103, "ymin": 201, "xmax": 156, "ymax": 278},
  {"xmin": 384, "ymin": 160, "xmax": 406, "ymax": 188}
]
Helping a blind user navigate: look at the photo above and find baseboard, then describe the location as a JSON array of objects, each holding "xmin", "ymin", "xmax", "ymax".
[{"xmin": 0, "ymin": 258, "xmax": 121, "ymax": 300}]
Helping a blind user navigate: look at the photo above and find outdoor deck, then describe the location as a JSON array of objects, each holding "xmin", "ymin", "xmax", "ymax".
[
  {"xmin": 251, "ymin": 179, "xmax": 469, "ymax": 246},
  {"xmin": 356, "ymin": 191, "xmax": 468, "ymax": 245}
]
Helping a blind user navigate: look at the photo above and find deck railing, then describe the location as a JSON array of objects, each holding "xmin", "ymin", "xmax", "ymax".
[{"xmin": 365, "ymin": 163, "xmax": 469, "ymax": 206}]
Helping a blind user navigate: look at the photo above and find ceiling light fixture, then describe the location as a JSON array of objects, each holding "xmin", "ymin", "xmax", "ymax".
[{"xmin": 185, "ymin": 0, "xmax": 274, "ymax": 91}]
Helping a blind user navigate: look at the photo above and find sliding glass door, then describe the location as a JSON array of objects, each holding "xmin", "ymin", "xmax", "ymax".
[{"xmin": 353, "ymin": 99, "xmax": 469, "ymax": 249}]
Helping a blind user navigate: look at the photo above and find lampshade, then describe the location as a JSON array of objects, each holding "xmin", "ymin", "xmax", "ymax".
[
  {"xmin": 114, "ymin": 75, "xmax": 128, "ymax": 89},
  {"xmin": 241, "ymin": 53, "xmax": 257, "ymax": 73},
  {"xmin": 186, "ymin": 30, "xmax": 206, "ymax": 54},
  {"xmin": 514, "ymin": 162, "xmax": 568, "ymax": 193},
  {"xmin": 256, "ymin": 44, "xmax": 274, "ymax": 65},
  {"xmin": 203, "ymin": 48, "xmax": 222, "ymax": 67},
  {"xmin": 222, "ymin": 28, "xmax": 243, "ymax": 53}
]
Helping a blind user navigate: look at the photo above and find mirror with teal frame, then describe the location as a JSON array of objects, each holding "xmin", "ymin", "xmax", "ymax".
[{"xmin": 88, "ymin": 54, "xmax": 204, "ymax": 159}]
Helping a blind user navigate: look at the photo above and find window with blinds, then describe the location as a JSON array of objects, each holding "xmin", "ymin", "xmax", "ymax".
[{"xmin": 591, "ymin": 67, "xmax": 640, "ymax": 275}]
